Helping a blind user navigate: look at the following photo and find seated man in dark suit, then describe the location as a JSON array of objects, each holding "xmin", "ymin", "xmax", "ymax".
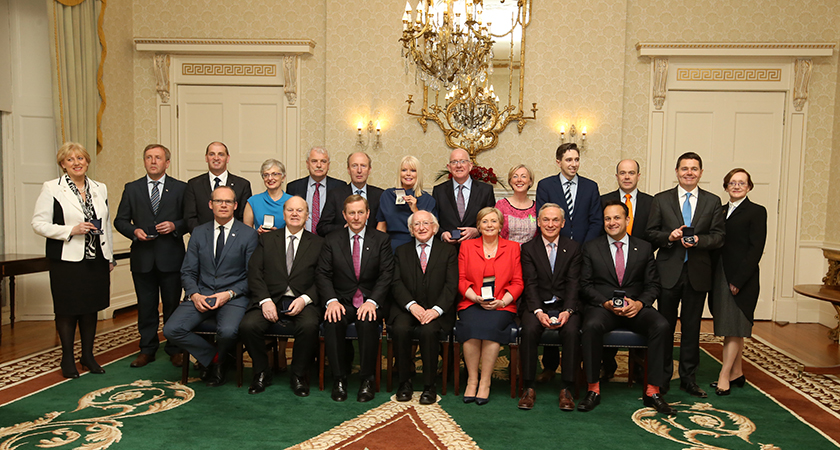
[
  {"xmin": 518, "ymin": 203, "xmax": 582, "ymax": 411},
  {"xmin": 599, "ymin": 159, "xmax": 654, "ymax": 380},
  {"xmin": 163, "ymin": 186, "xmax": 258, "ymax": 386},
  {"xmin": 318, "ymin": 195, "xmax": 394, "ymax": 402},
  {"xmin": 390, "ymin": 210, "xmax": 458, "ymax": 404},
  {"xmin": 183, "ymin": 141, "xmax": 252, "ymax": 234},
  {"xmin": 239, "ymin": 196, "xmax": 324, "ymax": 396},
  {"xmin": 317, "ymin": 151, "xmax": 384, "ymax": 236},
  {"xmin": 286, "ymin": 146, "xmax": 343, "ymax": 233},
  {"xmin": 578, "ymin": 200, "xmax": 674, "ymax": 415}
]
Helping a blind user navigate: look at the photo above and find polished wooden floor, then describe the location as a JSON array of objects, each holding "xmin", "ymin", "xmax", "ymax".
[{"xmin": 1, "ymin": 308, "xmax": 839, "ymax": 369}]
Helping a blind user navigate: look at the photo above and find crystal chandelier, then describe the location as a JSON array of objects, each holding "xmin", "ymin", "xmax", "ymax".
[{"xmin": 400, "ymin": 0, "xmax": 496, "ymax": 91}]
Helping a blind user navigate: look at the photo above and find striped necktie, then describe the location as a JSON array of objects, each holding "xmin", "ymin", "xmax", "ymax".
[
  {"xmin": 564, "ymin": 181, "xmax": 574, "ymax": 219},
  {"xmin": 150, "ymin": 181, "xmax": 161, "ymax": 215}
]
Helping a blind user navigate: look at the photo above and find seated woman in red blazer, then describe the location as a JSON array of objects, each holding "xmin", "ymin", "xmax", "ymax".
[{"xmin": 456, "ymin": 207, "xmax": 524, "ymax": 405}]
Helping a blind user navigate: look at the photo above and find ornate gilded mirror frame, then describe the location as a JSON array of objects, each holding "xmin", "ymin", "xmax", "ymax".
[{"xmin": 403, "ymin": 0, "xmax": 536, "ymax": 163}]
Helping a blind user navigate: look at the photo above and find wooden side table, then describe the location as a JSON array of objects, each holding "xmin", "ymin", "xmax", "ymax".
[
  {"xmin": 793, "ymin": 248, "xmax": 840, "ymax": 374},
  {"xmin": 0, "ymin": 254, "xmax": 51, "ymax": 344}
]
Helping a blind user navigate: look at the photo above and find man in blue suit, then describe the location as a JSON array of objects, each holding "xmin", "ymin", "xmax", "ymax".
[
  {"xmin": 533, "ymin": 142, "xmax": 602, "ymax": 382},
  {"xmin": 163, "ymin": 186, "xmax": 258, "ymax": 386}
]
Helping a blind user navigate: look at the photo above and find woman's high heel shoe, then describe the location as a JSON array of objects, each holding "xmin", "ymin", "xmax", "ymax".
[
  {"xmin": 60, "ymin": 359, "xmax": 79, "ymax": 379},
  {"xmin": 475, "ymin": 397, "xmax": 489, "ymax": 405},
  {"xmin": 715, "ymin": 387, "xmax": 731, "ymax": 396},
  {"xmin": 463, "ymin": 396, "xmax": 476, "ymax": 404},
  {"xmin": 80, "ymin": 359, "xmax": 105, "ymax": 374},
  {"xmin": 710, "ymin": 375, "xmax": 746, "ymax": 389}
]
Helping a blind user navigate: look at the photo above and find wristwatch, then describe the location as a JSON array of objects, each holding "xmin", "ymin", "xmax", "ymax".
[{"xmin": 564, "ymin": 308, "xmax": 574, "ymax": 315}]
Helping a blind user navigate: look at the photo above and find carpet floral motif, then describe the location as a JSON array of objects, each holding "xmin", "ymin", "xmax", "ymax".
[
  {"xmin": 0, "ymin": 380, "xmax": 193, "ymax": 449},
  {"xmin": 632, "ymin": 401, "xmax": 779, "ymax": 450}
]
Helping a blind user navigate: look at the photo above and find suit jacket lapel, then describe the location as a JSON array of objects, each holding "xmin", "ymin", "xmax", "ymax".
[
  {"xmin": 217, "ymin": 223, "xmax": 239, "ymax": 265},
  {"xmin": 598, "ymin": 239, "xmax": 620, "ymax": 285},
  {"xmin": 342, "ymin": 233, "xmax": 356, "ymax": 277},
  {"xmin": 624, "ymin": 239, "xmax": 642, "ymax": 284},
  {"xmin": 58, "ymin": 178, "xmax": 84, "ymax": 214},
  {"xmin": 443, "ymin": 180, "xmax": 459, "ymax": 221}
]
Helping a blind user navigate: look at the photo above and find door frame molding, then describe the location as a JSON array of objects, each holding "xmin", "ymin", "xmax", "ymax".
[
  {"xmin": 133, "ymin": 38, "xmax": 314, "ymax": 181},
  {"xmin": 636, "ymin": 41, "xmax": 836, "ymax": 323}
]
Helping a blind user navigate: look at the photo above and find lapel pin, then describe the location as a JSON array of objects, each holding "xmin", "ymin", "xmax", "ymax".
[{"xmin": 563, "ymin": 249, "xmax": 567, "ymax": 252}]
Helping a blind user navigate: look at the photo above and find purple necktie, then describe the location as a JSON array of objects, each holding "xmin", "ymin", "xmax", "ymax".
[
  {"xmin": 352, "ymin": 234, "xmax": 364, "ymax": 307},
  {"xmin": 456, "ymin": 184, "xmax": 466, "ymax": 221},
  {"xmin": 614, "ymin": 241, "xmax": 625, "ymax": 285},
  {"xmin": 419, "ymin": 243, "xmax": 428, "ymax": 273},
  {"xmin": 311, "ymin": 182, "xmax": 322, "ymax": 231}
]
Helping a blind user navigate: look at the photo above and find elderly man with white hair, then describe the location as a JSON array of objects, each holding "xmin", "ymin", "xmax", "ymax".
[
  {"xmin": 286, "ymin": 146, "xmax": 344, "ymax": 232},
  {"xmin": 388, "ymin": 210, "xmax": 458, "ymax": 405}
]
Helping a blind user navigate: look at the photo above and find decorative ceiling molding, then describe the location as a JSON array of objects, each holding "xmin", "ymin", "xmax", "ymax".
[
  {"xmin": 636, "ymin": 42, "xmax": 835, "ymax": 57},
  {"xmin": 134, "ymin": 38, "xmax": 315, "ymax": 55}
]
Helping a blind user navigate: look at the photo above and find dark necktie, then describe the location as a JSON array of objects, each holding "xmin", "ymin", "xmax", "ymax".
[
  {"xmin": 213, "ymin": 177, "xmax": 221, "ymax": 190},
  {"xmin": 150, "ymin": 181, "xmax": 161, "ymax": 215},
  {"xmin": 352, "ymin": 234, "xmax": 364, "ymax": 307},
  {"xmin": 286, "ymin": 235, "xmax": 296, "ymax": 275},
  {"xmin": 215, "ymin": 225, "xmax": 225, "ymax": 265},
  {"xmin": 614, "ymin": 241, "xmax": 625, "ymax": 285},
  {"xmin": 564, "ymin": 180, "xmax": 574, "ymax": 219}
]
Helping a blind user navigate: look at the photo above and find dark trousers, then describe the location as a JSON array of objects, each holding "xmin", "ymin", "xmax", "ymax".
[
  {"xmin": 520, "ymin": 312, "xmax": 580, "ymax": 383},
  {"xmin": 132, "ymin": 268, "xmax": 181, "ymax": 356},
  {"xmin": 163, "ymin": 299, "xmax": 248, "ymax": 367},
  {"xmin": 324, "ymin": 303, "xmax": 380, "ymax": 379},
  {"xmin": 580, "ymin": 306, "xmax": 670, "ymax": 387},
  {"xmin": 657, "ymin": 265, "xmax": 707, "ymax": 386},
  {"xmin": 239, "ymin": 300, "xmax": 320, "ymax": 377},
  {"xmin": 390, "ymin": 310, "xmax": 445, "ymax": 386}
]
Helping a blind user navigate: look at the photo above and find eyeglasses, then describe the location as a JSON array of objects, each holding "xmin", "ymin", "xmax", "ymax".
[
  {"xmin": 262, "ymin": 172, "xmax": 283, "ymax": 179},
  {"xmin": 448, "ymin": 160, "xmax": 470, "ymax": 166},
  {"xmin": 728, "ymin": 181, "xmax": 748, "ymax": 187},
  {"xmin": 211, "ymin": 199, "xmax": 235, "ymax": 205},
  {"xmin": 412, "ymin": 221, "xmax": 433, "ymax": 228}
]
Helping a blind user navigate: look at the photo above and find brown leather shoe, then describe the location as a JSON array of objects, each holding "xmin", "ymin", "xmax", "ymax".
[
  {"xmin": 170, "ymin": 353, "xmax": 184, "ymax": 368},
  {"xmin": 518, "ymin": 388, "xmax": 536, "ymax": 410},
  {"xmin": 558, "ymin": 388, "xmax": 575, "ymax": 411},
  {"xmin": 130, "ymin": 353, "xmax": 155, "ymax": 368},
  {"xmin": 535, "ymin": 369, "xmax": 556, "ymax": 383}
]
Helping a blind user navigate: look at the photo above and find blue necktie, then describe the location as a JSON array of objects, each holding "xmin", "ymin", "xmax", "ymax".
[
  {"xmin": 682, "ymin": 193, "xmax": 692, "ymax": 262},
  {"xmin": 548, "ymin": 242, "xmax": 557, "ymax": 272}
]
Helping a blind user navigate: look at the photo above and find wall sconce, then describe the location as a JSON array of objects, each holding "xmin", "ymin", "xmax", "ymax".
[
  {"xmin": 559, "ymin": 124, "xmax": 586, "ymax": 151},
  {"xmin": 356, "ymin": 120, "xmax": 382, "ymax": 150}
]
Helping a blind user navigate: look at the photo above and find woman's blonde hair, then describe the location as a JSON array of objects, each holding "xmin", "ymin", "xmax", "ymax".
[
  {"xmin": 396, "ymin": 155, "xmax": 424, "ymax": 197},
  {"xmin": 476, "ymin": 206, "xmax": 504, "ymax": 230},
  {"xmin": 56, "ymin": 142, "xmax": 91, "ymax": 171},
  {"xmin": 507, "ymin": 164, "xmax": 534, "ymax": 189}
]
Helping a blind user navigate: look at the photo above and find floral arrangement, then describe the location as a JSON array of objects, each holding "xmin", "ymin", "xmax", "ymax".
[{"xmin": 436, "ymin": 164, "xmax": 507, "ymax": 189}]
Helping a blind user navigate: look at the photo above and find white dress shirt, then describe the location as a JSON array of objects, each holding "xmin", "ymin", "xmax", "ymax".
[
  {"xmin": 208, "ymin": 170, "xmax": 229, "ymax": 190},
  {"xmin": 727, "ymin": 198, "xmax": 745, "ymax": 219},
  {"xmin": 258, "ymin": 227, "xmax": 313, "ymax": 306},
  {"xmin": 146, "ymin": 173, "xmax": 167, "ymax": 198},
  {"xmin": 677, "ymin": 185, "xmax": 699, "ymax": 221},
  {"xmin": 453, "ymin": 177, "xmax": 473, "ymax": 212}
]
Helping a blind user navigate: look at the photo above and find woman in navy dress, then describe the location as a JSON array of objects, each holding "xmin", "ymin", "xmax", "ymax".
[{"xmin": 376, "ymin": 155, "xmax": 437, "ymax": 251}]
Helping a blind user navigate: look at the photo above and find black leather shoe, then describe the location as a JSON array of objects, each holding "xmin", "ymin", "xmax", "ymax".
[
  {"xmin": 715, "ymin": 387, "xmax": 731, "ymax": 396},
  {"xmin": 731, "ymin": 375, "xmax": 746, "ymax": 387},
  {"xmin": 680, "ymin": 382, "xmax": 708, "ymax": 398},
  {"xmin": 396, "ymin": 381, "xmax": 413, "ymax": 402},
  {"xmin": 419, "ymin": 385, "xmax": 436, "ymax": 405},
  {"xmin": 291, "ymin": 374, "xmax": 310, "ymax": 397},
  {"xmin": 357, "ymin": 378, "xmax": 375, "ymax": 403},
  {"xmin": 332, "ymin": 378, "xmax": 348, "ymax": 402},
  {"xmin": 205, "ymin": 363, "xmax": 227, "ymax": 387},
  {"xmin": 248, "ymin": 371, "xmax": 272, "ymax": 394},
  {"xmin": 60, "ymin": 358, "xmax": 80, "ymax": 379},
  {"xmin": 644, "ymin": 393, "xmax": 676, "ymax": 415},
  {"xmin": 577, "ymin": 391, "xmax": 600, "ymax": 412},
  {"xmin": 80, "ymin": 357, "xmax": 105, "ymax": 374}
]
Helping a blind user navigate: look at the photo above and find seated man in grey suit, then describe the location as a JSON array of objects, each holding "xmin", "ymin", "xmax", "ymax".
[
  {"xmin": 163, "ymin": 186, "xmax": 258, "ymax": 386},
  {"xmin": 318, "ymin": 195, "xmax": 394, "ymax": 403},
  {"xmin": 578, "ymin": 200, "xmax": 674, "ymax": 415},
  {"xmin": 239, "ymin": 196, "xmax": 324, "ymax": 396},
  {"xmin": 518, "ymin": 203, "xmax": 582, "ymax": 411},
  {"xmin": 390, "ymin": 210, "xmax": 458, "ymax": 405}
]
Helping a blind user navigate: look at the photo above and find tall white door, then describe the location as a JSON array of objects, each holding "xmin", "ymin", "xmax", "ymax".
[
  {"xmin": 177, "ymin": 85, "xmax": 286, "ymax": 191},
  {"xmin": 662, "ymin": 90, "xmax": 785, "ymax": 320}
]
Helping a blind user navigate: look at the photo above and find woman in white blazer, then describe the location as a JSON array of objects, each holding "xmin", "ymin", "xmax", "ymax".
[{"xmin": 32, "ymin": 142, "xmax": 115, "ymax": 378}]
